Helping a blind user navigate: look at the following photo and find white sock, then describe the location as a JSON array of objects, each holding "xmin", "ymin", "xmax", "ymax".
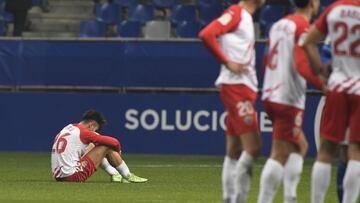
[
  {"xmin": 100, "ymin": 158, "xmax": 119, "ymax": 176},
  {"xmin": 257, "ymin": 159, "xmax": 284, "ymax": 203},
  {"xmin": 283, "ymin": 153, "xmax": 304, "ymax": 203},
  {"xmin": 342, "ymin": 160, "xmax": 360, "ymax": 203},
  {"xmin": 235, "ymin": 151, "xmax": 254, "ymax": 203},
  {"xmin": 222, "ymin": 156, "xmax": 237, "ymax": 203},
  {"xmin": 311, "ymin": 161, "xmax": 331, "ymax": 203},
  {"xmin": 115, "ymin": 161, "xmax": 131, "ymax": 178}
]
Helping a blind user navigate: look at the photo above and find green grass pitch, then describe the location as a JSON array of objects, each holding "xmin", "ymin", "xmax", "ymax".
[{"xmin": 0, "ymin": 153, "xmax": 339, "ymax": 203}]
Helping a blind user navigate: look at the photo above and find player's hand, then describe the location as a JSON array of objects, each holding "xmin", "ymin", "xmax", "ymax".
[
  {"xmin": 319, "ymin": 64, "xmax": 331, "ymax": 80},
  {"xmin": 321, "ymin": 84, "xmax": 328, "ymax": 94},
  {"xmin": 226, "ymin": 61, "xmax": 248, "ymax": 75}
]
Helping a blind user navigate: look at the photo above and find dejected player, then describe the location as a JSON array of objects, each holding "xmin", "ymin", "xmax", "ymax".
[
  {"xmin": 302, "ymin": 0, "xmax": 360, "ymax": 202},
  {"xmin": 51, "ymin": 110, "xmax": 148, "ymax": 183},
  {"xmin": 257, "ymin": 0, "xmax": 325, "ymax": 202},
  {"xmin": 199, "ymin": 0, "xmax": 265, "ymax": 202}
]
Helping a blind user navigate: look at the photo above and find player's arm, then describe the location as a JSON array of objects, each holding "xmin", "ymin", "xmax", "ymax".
[
  {"xmin": 262, "ymin": 39, "xmax": 270, "ymax": 74},
  {"xmin": 294, "ymin": 44, "xmax": 325, "ymax": 90},
  {"xmin": 198, "ymin": 6, "xmax": 246, "ymax": 74},
  {"xmin": 302, "ymin": 26, "xmax": 328, "ymax": 77},
  {"xmin": 80, "ymin": 131, "xmax": 121, "ymax": 152},
  {"xmin": 302, "ymin": 8, "xmax": 330, "ymax": 79}
]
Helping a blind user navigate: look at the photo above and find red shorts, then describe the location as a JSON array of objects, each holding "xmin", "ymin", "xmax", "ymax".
[
  {"xmin": 220, "ymin": 84, "xmax": 258, "ymax": 136},
  {"xmin": 321, "ymin": 91, "xmax": 360, "ymax": 143},
  {"xmin": 263, "ymin": 101, "xmax": 304, "ymax": 144},
  {"xmin": 56, "ymin": 155, "xmax": 96, "ymax": 182}
]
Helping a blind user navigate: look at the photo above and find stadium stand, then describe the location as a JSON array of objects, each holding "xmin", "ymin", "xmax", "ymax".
[
  {"xmin": 259, "ymin": 4, "xmax": 286, "ymax": 37},
  {"xmin": 170, "ymin": 4, "xmax": 197, "ymax": 25},
  {"xmin": 95, "ymin": 2, "xmax": 122, "ymax": 25},
  {"xmin": 117, "ymin": 20, "xmax": 141, "ymax": 37},
  {"xmin": 0, "ymin": 0, "xmax": 331, "ymax": 38},
  {"xmin": 128, "ymin": 4, "xmax": 155, "ymax": 25},
  {"xmin": 175, "ymin": 20, "xmax": 200, "ymax": 38},
  {"xmin": 113, "ymin": 0, "xmax": 138, "ymax": 8},
  {"xmin": 79, "ymin": 19, "xmax": 106, "ymax": 37},
  {"xmin": 143, "ymin": 20, "xmax": 171, "ymax": 39}
]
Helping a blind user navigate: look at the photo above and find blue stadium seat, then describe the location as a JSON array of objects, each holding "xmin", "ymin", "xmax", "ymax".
[
  {"xmin": 170, "ymin": 4, "xmax": 197, "ymax": 25},
  {"xmin": 152, "ymin": 0, "xmax": 178, "ymax": 9},
  {"xmin": 259, "ymin": 4, "xmax": 286, "ymax": 37},
  {"xmin": 320, "ymin": 0, "xmax": 333, "ymax": 7},
  {"xmin": 32, "ymin": 0, "xmax": 41, "ymax": 6},
  {"xmin": 0, "ymin": 20, "xmax": 5, "ymax": 36},
  {"xmin": 95, "ymin": 3, "xmax": 122, "ymax": 25},
  {"xmin": 113, "ymin": 0, "xmax": 138, "ymax": 8},
  {"xmin": 79, "ymin": 20, "xmax": 106, "ymax": 37},
  {"xmin": 176, "ymin": 21, "xmax": 200, "ymax": 38},
  {"xmin": 0, "ymin": 10, "xmax": 13, "ymax": 22},
  {"xmin": 128, "ymin": 4, "xmax": 154, "ymax": 25},
  {"xmin": 198, "ymin": 4, "xmax": 224, "ymax": 27},
  {"xmin": 117, "ymin": 20, "xmax": 141, "ymax": 38},
  {"xmin": 196, "ymin": 0, "xmax": 222, "ymax": 7}
]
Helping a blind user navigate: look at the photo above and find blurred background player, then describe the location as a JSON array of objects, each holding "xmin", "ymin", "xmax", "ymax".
[
  {"xmin": 199, "ymin": 0, "xmax": 265, "ymax": 202},
  {"xmin": 303, "ymin": 0, "xmax": 360, "ymax": 202},
  {"xmin": 319, "ymin": 39, "xmax": 358, "ymax": 203},
  {"xmin": 51, "ymin": 110, "xmax": 148, "ymax": 183},
  {"xmin": 257, "ymin": 0, "xmax": 324, "ymax": 202}
]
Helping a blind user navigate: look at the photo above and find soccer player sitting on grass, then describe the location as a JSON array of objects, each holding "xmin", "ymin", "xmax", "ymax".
[{"xmin": 51, "ymin": 110, "xmax": 148, "ymax": 183}]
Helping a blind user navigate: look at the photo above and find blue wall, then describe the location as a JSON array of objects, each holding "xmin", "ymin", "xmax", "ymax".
[{"xmin": 0, "ymin": 39, "xmax": 321, "ymax": 156}]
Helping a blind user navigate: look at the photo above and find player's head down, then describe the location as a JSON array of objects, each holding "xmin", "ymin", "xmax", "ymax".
[
  {"xmin": 293, "ymin": 0, "xmax": 320, "ymax": 16},
  {"xmin": 81, "ymin": 110, "xmax": 107, "ymax": 132}
]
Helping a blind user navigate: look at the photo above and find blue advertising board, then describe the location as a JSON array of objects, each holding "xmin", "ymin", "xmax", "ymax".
[{"xmin": 0, "ymin": 92, "xmax": 323, "ymax": 157}]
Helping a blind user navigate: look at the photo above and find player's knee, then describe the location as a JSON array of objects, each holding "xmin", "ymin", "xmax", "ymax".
[{"xmin": 247, "ymin": 144, "xmax": 261, "ymax": 157}]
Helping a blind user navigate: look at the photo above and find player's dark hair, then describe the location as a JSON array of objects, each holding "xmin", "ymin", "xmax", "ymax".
[
  {"xmin": 292, "ymin": 0, "xmax": 310, "ymax": 8},
  {"xmin": 81, "ymin": 110, "xmax": 107, "ymax": 131}
]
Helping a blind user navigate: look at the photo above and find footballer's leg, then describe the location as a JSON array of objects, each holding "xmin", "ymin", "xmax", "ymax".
[
  {"xmin": 84, "ymin": 143, "xmax": 126, "ymax": 182},
  {"xmin": 336, "ymin": 144, "xmax": 348, "ymax": 202},
  {"xmin": 223, "ymin": 135, "xmax": 241, "ymax": 203},
  {"xmin": 258, "ymin": 139, "xmax": 296, "ymax": 203},
  {"xmin": 342, "ymin": 143, "xmax": 360, "ymax": 203},
  {"xmin": 312, "ymin": 91, "xmax": 348, "ymax": 203},
  {"xmin": 342, "ymin": 97, "xmax": 360, "ymax": 203},
  {"xmin": 311, "ymin": 138, "xmax": 337, "ymax": 203},
  {"xmin": 236, "ymin": 131, "xmax": 261, "ymax": 203},
  {"xmin": 283, "ymin": 132, "xmax": 307, "ymax": 203},
  {"xmin": 86, "ymin": 146, "xmax": 148, "ymax": 183}
]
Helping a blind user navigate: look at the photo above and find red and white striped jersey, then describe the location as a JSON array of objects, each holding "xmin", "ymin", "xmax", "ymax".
[
  {"xmin": 51, "ymin": 123, "xmax": 120, "ymax": 178},
  {"xmin": 262, "ymin": 15, "xmax": 323, "ymax": 109},
  {"xmin": 314, "ymin": 0, "xmax": 360, "ymax": 95},
  {"xmin": 199, "ymin": 5, "xmax": 258, "ymax": 92}
]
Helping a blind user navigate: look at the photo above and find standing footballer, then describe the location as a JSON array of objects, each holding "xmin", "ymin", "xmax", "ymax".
[
  {"xmin": 199, "ymin": 0, "xmax": 265, "ymax": 202},
  {"xmin": 257, "ymin": 0, "xmax": 325, "ymax": 202},
  {"xmin": 302, "ymin": 0, "xmax": 360, "ymax": 202}
]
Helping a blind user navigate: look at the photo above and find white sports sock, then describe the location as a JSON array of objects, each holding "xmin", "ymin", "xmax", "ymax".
[
  {"xmin": 222, "ymin": 156, "xmax": 237, "ymax": 203},
  {"xmin": 342, "ymin": 160, "xmax": 360, "ymax": 203},
  {"xmin": 283, "ymin": 153, "xmax": 304, "ymax": 203},
  {"xmin": 311, "ymin": 161, "xmax": 331, "ymax": 203},
  {"xmin": 100, "ymin": 158, "xmax": 119, "ymax": 176},
  {"xmin": 115, "ymin": 160, "xmax": 131, "ymax": 178},
  {"xmin": 235, "ymin": 151, "xmax": 254, "ymax": 203},
  {"xmin": 257, "ymin": 159, "xmax": 284, "ymax": 203}
]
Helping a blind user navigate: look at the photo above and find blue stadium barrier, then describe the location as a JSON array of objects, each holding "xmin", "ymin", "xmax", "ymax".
[
  {"xmin": 0, "ymin": 38, "xmax": 322, "ymax": 157},
  {"xmin": 0, "ymin": 92, "xmax": 322, "ymax": 157}
]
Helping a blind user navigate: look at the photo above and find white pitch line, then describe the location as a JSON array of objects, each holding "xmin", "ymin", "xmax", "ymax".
[
  {"xmin": 131, "ymin": 164, "xmax": 222, "ymax": 168},
  {"xmin": 131, "ymin": 164, "xmax": 265, "ymax": 168}
]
